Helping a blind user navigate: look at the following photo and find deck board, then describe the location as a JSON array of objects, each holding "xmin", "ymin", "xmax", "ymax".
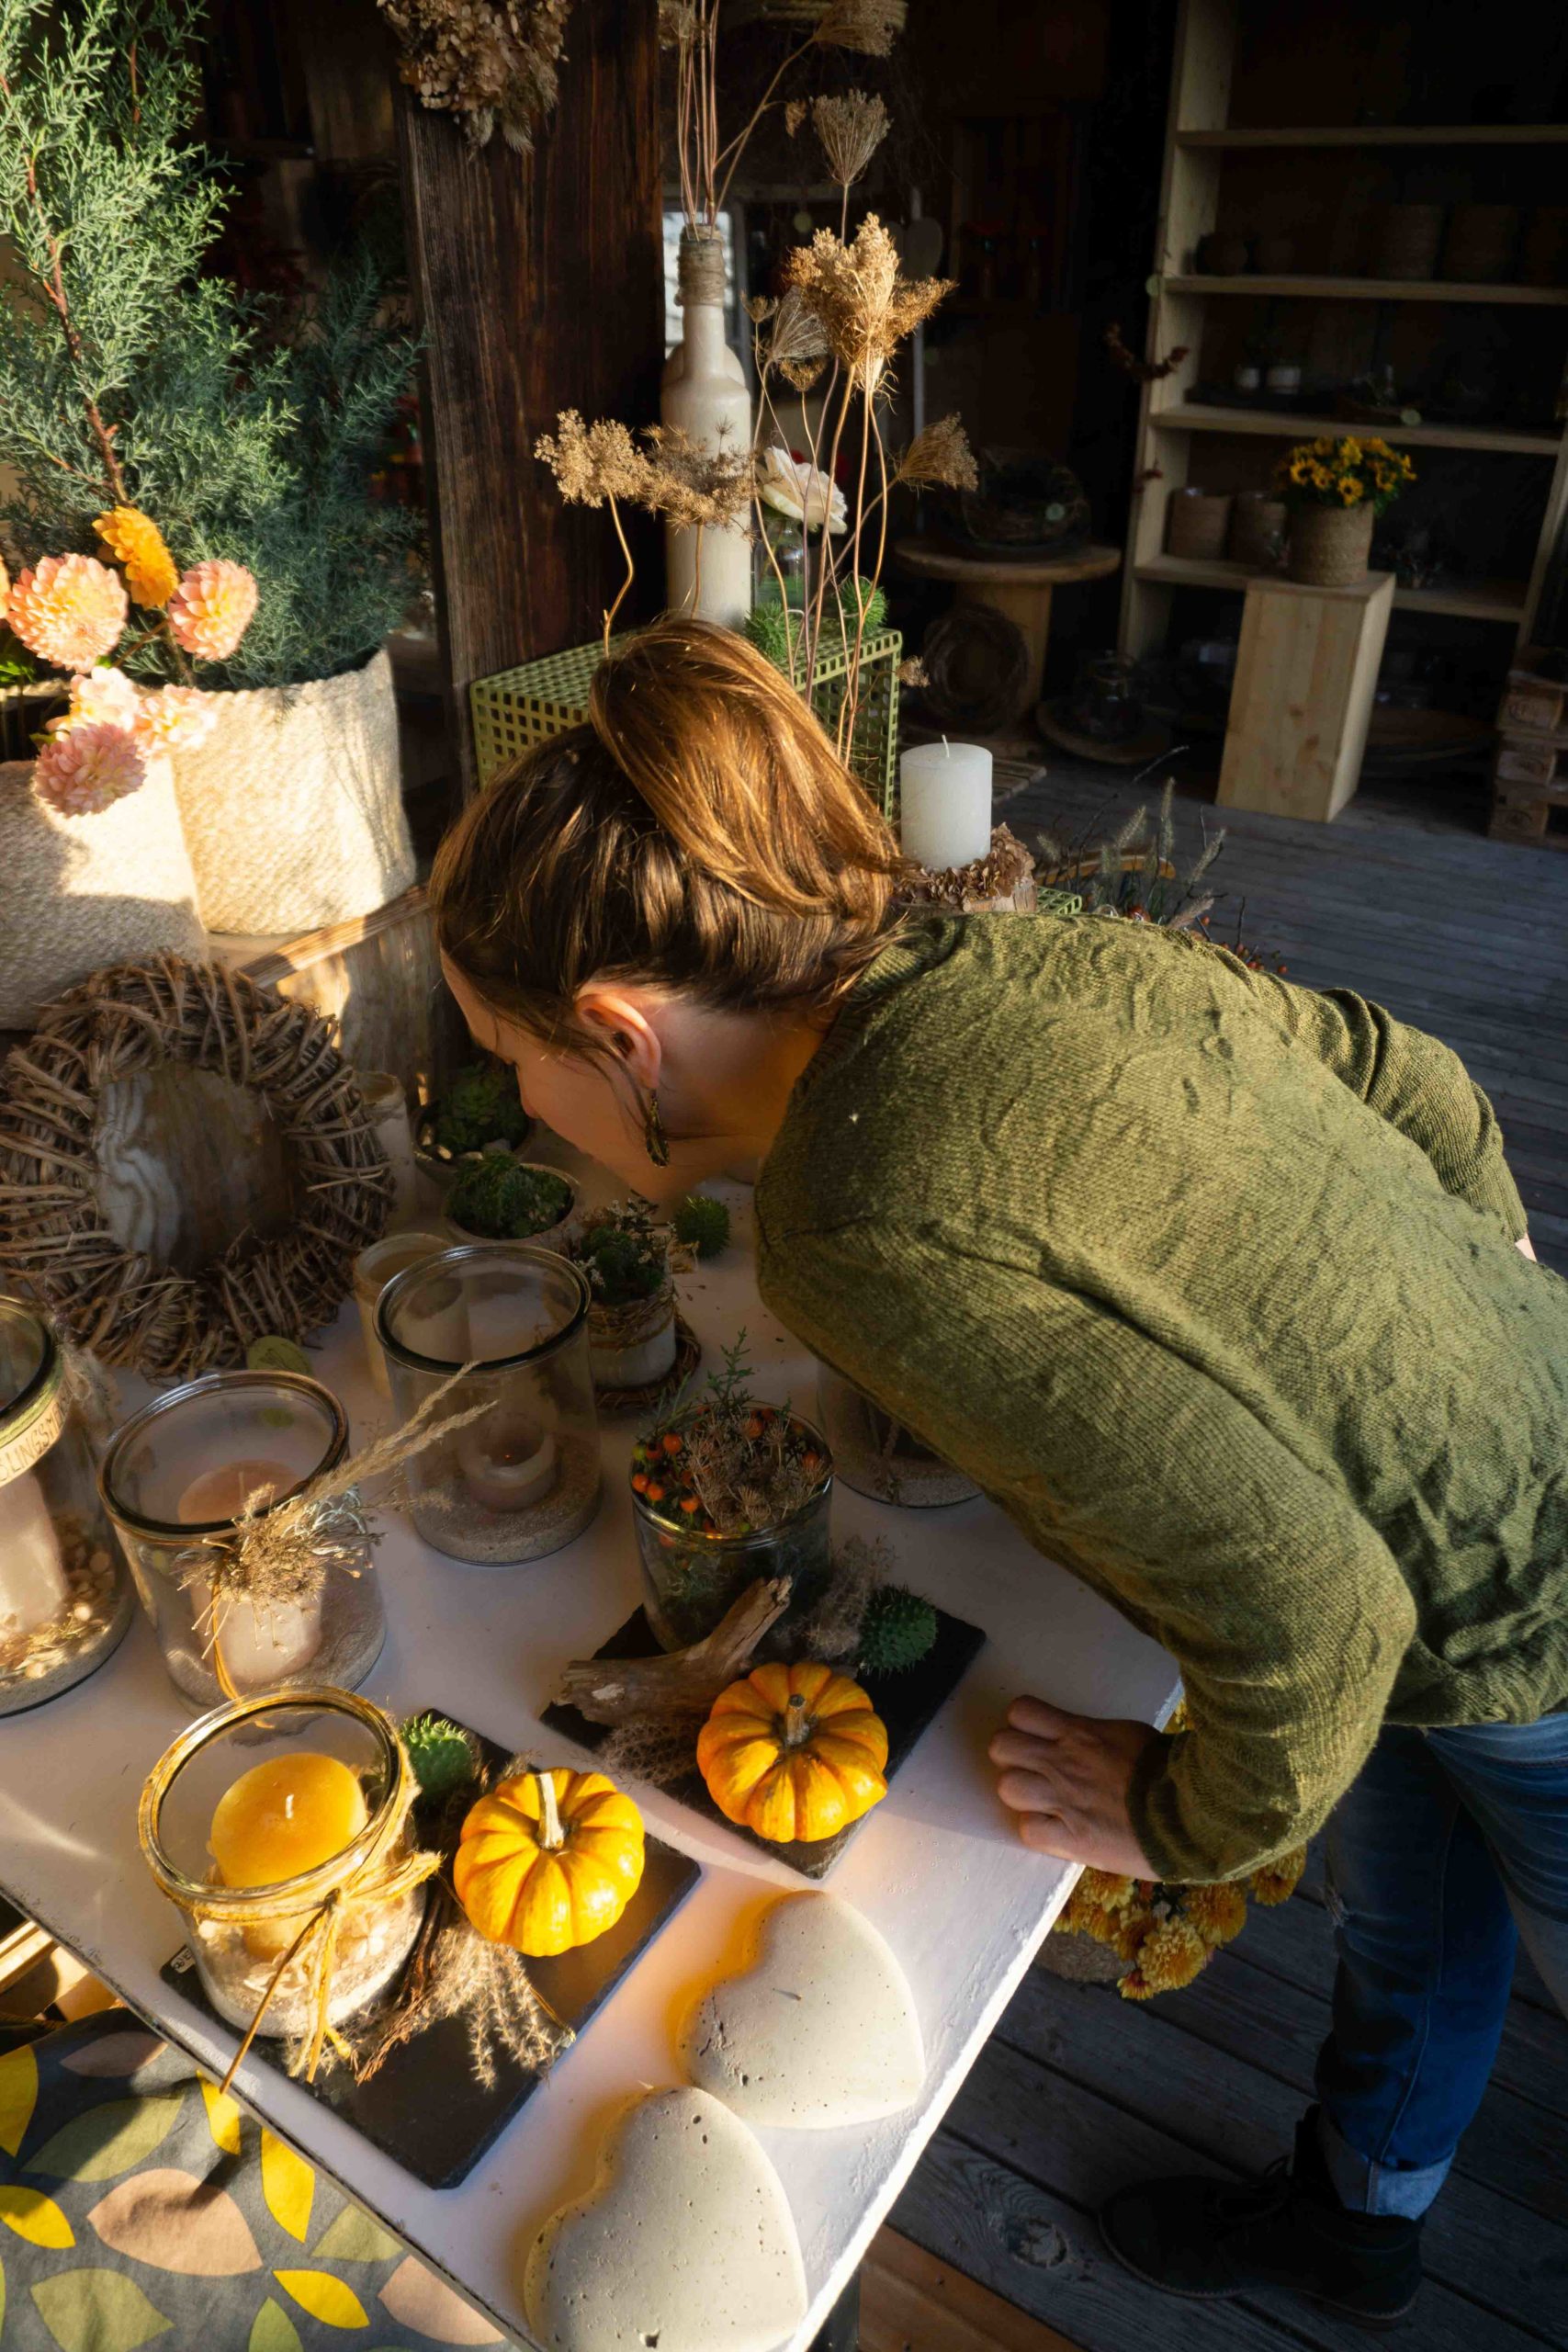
[{"xmin": 894, "ymin": 761, "xmax": 1568, "ymax": 2347}]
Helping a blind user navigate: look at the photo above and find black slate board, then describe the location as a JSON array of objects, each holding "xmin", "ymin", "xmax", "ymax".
[
  {"xmin": 161, "ymin": 1714, "xmax": 702, "ymax": 2188},
  {"xmin": 543, "ymin": 1602, "xmax": 987, "ymax": 1880}
]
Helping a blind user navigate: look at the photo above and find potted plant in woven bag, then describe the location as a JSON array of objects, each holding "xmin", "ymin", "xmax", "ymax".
[
  {"xmin": 1275, "ymin": 435, "xmax": 1416, "ymax": 588},
  {"xmin": 0, "ymin": 0, "xmax": 421, "ymax": 944}
]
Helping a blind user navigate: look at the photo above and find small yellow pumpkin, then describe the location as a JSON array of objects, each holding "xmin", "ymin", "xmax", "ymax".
[
  {"xmin": 696, "ymin": 1660, "xmax": 889, "ymax": 1843},
  {"xmin": 454, "ymin": 1768, "xmax": 645, "ymax": 1956}
]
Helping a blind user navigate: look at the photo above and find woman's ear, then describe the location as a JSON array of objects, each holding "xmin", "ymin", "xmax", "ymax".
[{"xmin": 574, "ymin": 986, "xmax": 664, "ymax": 1089}]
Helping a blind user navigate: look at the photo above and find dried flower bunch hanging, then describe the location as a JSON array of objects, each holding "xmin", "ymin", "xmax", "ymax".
[{"xmin": 377, "ymin": 0, "xmax": 575, "ymax": 152}]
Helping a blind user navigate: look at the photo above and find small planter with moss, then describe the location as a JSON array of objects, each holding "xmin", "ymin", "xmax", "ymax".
[
  {"xmin": 630, "ymin": 1339, "xmax": 833, "ymax": 1652},
  {"xmin": 445, "ymin": 1154, "xmax": 580, "ymax": 1250},
  {"xmin": 572, "ymin": 1202, "xmax": 678, "ymax": 1391},
  {"xmin": 815, "ymin": 1363, "xmax": 980, "ymax": 1509},
  {"xmin": 415, "ymin": 1059, "xmax": 534, "ymax": 1196}
]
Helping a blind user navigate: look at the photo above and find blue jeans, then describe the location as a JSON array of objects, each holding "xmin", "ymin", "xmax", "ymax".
[{"xmin": 1314, "ymin": 1713, "xmax": 1568, "ymax": 2219}]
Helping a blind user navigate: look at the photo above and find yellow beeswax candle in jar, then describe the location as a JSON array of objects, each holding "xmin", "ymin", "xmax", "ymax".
[{"xmin": 210, "ymin": 1751, "xmax": 367, "ymax": 1956}]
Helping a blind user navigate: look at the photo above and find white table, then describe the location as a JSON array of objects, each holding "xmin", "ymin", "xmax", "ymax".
[{"xmin": 0, "ymin": 1172, "xmax": 1178, "ymax": 2349}]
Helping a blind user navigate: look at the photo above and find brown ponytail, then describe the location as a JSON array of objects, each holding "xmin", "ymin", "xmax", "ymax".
[{"xmin": 431, "ymin": 617, "xmax": 902, "ymax": 1050}]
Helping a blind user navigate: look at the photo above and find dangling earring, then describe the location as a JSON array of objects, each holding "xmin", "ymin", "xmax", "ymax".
[{"xmin": 643, "ymin": 1088, "xmax": 671, "ymax": 1168}]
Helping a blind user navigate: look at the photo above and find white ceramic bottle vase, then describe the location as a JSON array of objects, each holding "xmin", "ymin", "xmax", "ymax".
[{"xmin": 660, "ymin": 226, "xmax": 753, "ymax": 629}]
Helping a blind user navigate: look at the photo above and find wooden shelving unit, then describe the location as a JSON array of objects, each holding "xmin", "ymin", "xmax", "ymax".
[{"xmin": 1119, "ymin": 0, "xmax": 1568, "ymax": 672}]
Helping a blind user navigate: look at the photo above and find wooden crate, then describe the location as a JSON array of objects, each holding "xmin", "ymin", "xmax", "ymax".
[
  {"xmin": 1495, "ymin": 731, "xmax": 1568, "ymax": 789},
  {"xmin": 1488, "ymin": 769, "xmax": 1568, "ymax": 849},
  {"xmin": 1217, "ymin": 570, "xmax": 1394, "ymax": 822},
  {"xmin": 1498, "ymin": 649, "xmax": 1568, "ymax": 736}
]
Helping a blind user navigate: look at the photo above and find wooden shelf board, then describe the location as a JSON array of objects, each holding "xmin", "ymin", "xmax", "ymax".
[
  {"xmin": 1176, "ymin": 124, "xmax": 1568, "ymax": 149},
  {"xmin": 1150, "ymin": 405, "xmax": 1562, "ymax": 456},
  {"xmin": 1167, "ymin": 274, "xmax": 1568, "ymax": 305},
  {"xmin": 1134, "ymin": 553, "xmax": 1528, "ymax": 622}
]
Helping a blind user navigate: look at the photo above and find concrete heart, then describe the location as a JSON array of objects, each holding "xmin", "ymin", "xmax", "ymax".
[
  {"xmin": 682, "ymin": 1890, "xmax": 925, "ymax": 2128},
  {"xmin": 524, "ymin": 2086, "xmax": 807, "ymax": 2352}
]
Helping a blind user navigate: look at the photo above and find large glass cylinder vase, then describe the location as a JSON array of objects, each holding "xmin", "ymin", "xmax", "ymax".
[{"xmin": 661, "ymin": 227, "xmax": 752, "ymax": 628}]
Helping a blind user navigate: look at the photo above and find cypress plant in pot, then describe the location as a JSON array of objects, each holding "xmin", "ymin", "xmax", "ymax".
[{"xmin": 0, "ymin": 0, "xmax": 422, "ymax": 939}]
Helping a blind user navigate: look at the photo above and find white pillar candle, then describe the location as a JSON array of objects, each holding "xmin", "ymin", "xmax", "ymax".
[
  {"xmin": 899, "ymin": 740, "xmax": 994, "ymax": 871},
  {"xmin": 456, "ymin": 1417, "xmax": 558, "ymax": 1513},
  {"xmin": 0, "ymin": 1471, "xmax": 70, "ymax": 1638},
  {"xmin": 359, "ymin": 1072, "xmax": 421, "ymax": 1227},
  {"xmin": 177, "ymin": 1460, "xmax": 324, "ymax": 1688}
]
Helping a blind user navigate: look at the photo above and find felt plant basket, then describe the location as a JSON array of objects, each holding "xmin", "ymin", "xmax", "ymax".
[
  {"xmin": 0, "ymin": 753, "xmax": 207, "ymax": 1029},
  {"xmin": 169, "ymin": 648, "xmax": 414, "ymax": 935},
  {"xmin": 1286, "ymin": 503, "xmax": 1375, "ymax": 588}
]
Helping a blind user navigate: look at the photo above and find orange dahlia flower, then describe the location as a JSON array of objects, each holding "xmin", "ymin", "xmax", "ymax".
[
  {"xmin": 95, "ymin": 505, "xmax": 181, "ymax": 609},
  {"xmin": 133, "ymin": 683, "xmax": 219, "ymax": 754}
]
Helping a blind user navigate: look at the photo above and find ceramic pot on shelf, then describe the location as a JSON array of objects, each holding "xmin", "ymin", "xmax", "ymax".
[
  {"xmin": 1167, "ymin": 489, "xmax": 1234, "ymax": 560},
  {"xmin": 1286, "ymin": 503, "xmax": 1375, "ymax": 588},
  {"xmin": 660, "ymin": 226, "xmax": 752, "ymax": 628}
]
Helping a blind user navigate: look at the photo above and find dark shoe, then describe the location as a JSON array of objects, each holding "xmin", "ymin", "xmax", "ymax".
[{"xmin": 1099, "ymin": 2115, "xmax": 1422, "ymax": 2331}]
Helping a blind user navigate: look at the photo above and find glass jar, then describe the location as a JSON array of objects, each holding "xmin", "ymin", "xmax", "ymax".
[
  {"xmin": 99, "ymin": 1373, "xmax": 384, "ymax": 1708},
  {"xmin": 0, "ymin": 1299, "xmax": 134, "ymax": 1716},
  {"xmin": 814, "ymin": 1363, "xmax": 980, "ymax": 1509},
  {"xmin": 378, "ymin": 1243, "xmax": 601, "ymax": 1566},
  {"xmin": 631, "ymin": 1409, "xmax": 833, "ymax": 1652},
  {"xmin": 139, "ymin": 1687, "xmax": 427, "ymax": 2041},
  {"xmin": 353, "ymin": 1227, "xmax": 454, "ymax": 1400}
]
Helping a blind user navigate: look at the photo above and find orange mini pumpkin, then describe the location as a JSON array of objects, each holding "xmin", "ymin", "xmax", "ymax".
[
  {"xmin": 696, "ymin": 1660, "xmax": 889, "ymax": 1843},
  {"xmin": 454, "ymin": 1767, "xmax": 645, "ymax": 1956}
]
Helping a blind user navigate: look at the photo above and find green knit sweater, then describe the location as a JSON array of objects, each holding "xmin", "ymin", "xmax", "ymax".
[{"xmin": 754, "ymin": 912, "xmax": 1568, "ymax": 1883}]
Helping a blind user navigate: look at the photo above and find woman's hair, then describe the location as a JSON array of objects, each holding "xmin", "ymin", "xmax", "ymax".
[{"xmin": 431, "ymin": 617, "xmax": 903, "ymax": 1050}]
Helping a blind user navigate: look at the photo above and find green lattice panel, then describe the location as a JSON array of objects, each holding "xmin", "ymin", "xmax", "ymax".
[{"xmin": 470, "ymin": 628, "xmax": 902, "ymax": 817}]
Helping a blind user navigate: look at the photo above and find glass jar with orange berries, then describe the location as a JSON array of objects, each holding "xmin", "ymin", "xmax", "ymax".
[{"xmin": 628, "ymin": 1340, "xmax": 833, "ymax": 1650}]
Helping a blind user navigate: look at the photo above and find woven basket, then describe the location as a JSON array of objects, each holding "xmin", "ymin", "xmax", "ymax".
[
  {"xmin": 1371, "ymin": 203, "xmax": 1444, "ymax": 280},
  {"xmin": 169, "ymin": 648, "xmax": 413, "ymax": 935},
  {"xmin": 0, "ymin": 754, "xmax": 206, "ymax": 1029},
  {"xmin": 1167, "ymin": 490, "xmax": 1233, "ymax": 560},
  {"xmin": 1286, "ymin": 503, "xmax": 1374, "ymax": 588}
]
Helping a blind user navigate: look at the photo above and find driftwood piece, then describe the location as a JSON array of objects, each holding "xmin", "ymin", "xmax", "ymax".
[{"xmin": 556, "ymin": 1577, "xmax": 792, "ymax": 1725}]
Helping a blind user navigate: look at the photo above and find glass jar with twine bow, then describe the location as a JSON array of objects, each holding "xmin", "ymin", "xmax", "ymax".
[{"xmin": 139, "ymin": 1685, "xmax": 440, "ymax": 2092}]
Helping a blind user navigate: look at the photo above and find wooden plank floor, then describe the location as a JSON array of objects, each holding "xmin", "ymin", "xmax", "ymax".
[{"xmin": 890, "ymin": 763, "xmax": 1568, "ymax": 2350}]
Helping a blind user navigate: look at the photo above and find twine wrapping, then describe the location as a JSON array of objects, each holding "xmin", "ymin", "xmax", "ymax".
[
  {"xmin": 0, "ymin": 956, "xmax": 392, "ymax": 1379},
  {"xmin": 677, "ymin": 226, "xmax": 728, "ymax": 309},
  {"xmin": 588, "ymin": 1277, "xmax": 674, "ymax": 1352},
  {"xmin": 199, "ymin": 1736, "xmax": 439, "ymax": 2094},
  {"xmin": 170, "ymin": 1367, "xmax": 498, "ymax": 1699},
  {"xmin": 167, "ymin": 651, "xmax": 414, "ymax": 934}
]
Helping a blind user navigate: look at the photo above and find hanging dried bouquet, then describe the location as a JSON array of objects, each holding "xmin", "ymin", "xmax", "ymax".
[{"xmin": 378, "ymin": 0, "xmax": 576, "ymax": 152}]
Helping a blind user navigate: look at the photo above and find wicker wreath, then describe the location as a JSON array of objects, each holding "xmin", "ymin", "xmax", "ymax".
[
  {"xmin": 919, "ymin": 603, "xmax": 1033, "ymax": 732},
  {"xmin": 0, "ymin": 956, "xmax": 391, "ymax": 1380}
]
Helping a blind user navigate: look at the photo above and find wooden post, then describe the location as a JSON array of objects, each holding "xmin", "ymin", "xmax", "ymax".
[
  {"xmin": 1217, "ymin": 570, "xmax": 1394, "ymax": 823},
  {"xmin": 395, "ymin": 0, "xmax": 663, "ymax": 794}
]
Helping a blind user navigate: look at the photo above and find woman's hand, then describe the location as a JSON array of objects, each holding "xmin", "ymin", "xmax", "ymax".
[{"xmin": 988, "ymin": 1697, "xmax": 1161, "ymax": 1876}]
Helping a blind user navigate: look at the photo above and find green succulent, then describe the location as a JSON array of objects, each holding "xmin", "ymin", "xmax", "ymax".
[
  {"xmin": 401, "ymin": 1713, "xmax": 479, "ymax": 1801},
  {"xmin": 431, "ymin": 1060, "xmax": 532, "ymax": 1156},
  {"xmin": 578, "ymin": 1205, "xmax": 668, "ymax": 1306},
  {"xmin": 447, "ymin": 1155, "xmax": 572, "ymax": 1240},
  {"xmin": 859, "ymin": 1583, "xmax": 939, "ymax": 1676},
  {"xmin": 673, "ymin": 1193, "xmax": 731, "ymax": 1259}
]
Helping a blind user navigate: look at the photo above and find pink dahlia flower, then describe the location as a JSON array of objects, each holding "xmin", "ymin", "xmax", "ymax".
[
  {"xmin": 7, "ymin": 554, "xmax": 129, "ymax": 672},
  {"xmin": 32, "ymin": 721, "xmax": 148, "ymax": 818},
  {"xmin": 166, "ymin": 560, "xmax": 258, "ymax": 661}
]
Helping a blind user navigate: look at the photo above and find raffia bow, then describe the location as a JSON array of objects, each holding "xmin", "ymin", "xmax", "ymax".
[
  {"xmin": 172, "ymin": 1367, "xmax": 496, "ymax": 1699},
  {"xmin": 203, "ymin": 1733, "xmax": 439, "ymax": 2095}
]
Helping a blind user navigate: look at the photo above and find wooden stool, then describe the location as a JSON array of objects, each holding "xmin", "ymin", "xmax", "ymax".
[
  {"xmin": 895, "ymin": 538, "xmax": 1122, "ymax": 726},
  {"xmin": 1218, "ymin": 571, "xmax": 1394, "ymax": 823}
]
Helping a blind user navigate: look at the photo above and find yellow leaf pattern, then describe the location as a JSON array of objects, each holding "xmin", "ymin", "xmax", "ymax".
[
  {"xmin": 0, "ymin": 2184, "xmax": 75, "ymax": 2248},
  {"xmin": 275, "ymin": 2267, "xmax": 369, "ymax": 2327},
  {"xmin": 30, "ymin": 2267, "xmax": 172, "ymax": 2352},
  {"xmin": 0, "ymin": 2043, "xmax": 38, "ymax": 2156},
  {"xmin": 198, "ymin": 2077, "xmax": 244, "ymax": 2157},
  {"xmin": 260, "ymin": 2132, "xmax": 314, "ymax": 2244},
  {"xmin": 27, "ymin": 2094, "xmax": 184, "ymax": 2184}
]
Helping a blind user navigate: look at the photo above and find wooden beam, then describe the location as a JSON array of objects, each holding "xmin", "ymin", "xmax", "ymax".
[
  {"xmin": 862, "ymin": 2227, "xmax": 1088, "ymax": 2352},
  {"xmin": 395, "ymin": 0, "xmax": 663, "ymax": 793}
]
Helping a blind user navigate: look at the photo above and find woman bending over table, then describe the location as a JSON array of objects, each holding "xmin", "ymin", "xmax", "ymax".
[{"xmin": 431, "ymin": 619, "xmax": 1568, "ymax": 2334}]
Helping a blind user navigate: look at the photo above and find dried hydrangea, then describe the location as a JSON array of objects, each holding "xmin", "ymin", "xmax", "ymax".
[
  {"xmin": 535, "ymin": 411, "xmax": 656, "ymax": 509},
  {"xmin": 814, "ymin": 0, "xmax": 906, "ymax": 55},
  {"xmin": 640, "ymin": 423, "xmax": 756, "ymax": 533},
  {"xmin": 378, "ymin": 0, "xmax": 575, "ymax": 153},
  {"xmin": 784, "ymin": 214, "xmax": 953, "ymax": 388}
]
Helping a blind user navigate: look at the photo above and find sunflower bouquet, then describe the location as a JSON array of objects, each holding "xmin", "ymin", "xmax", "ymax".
[{"xmin": 1276, "ymin": 435, "xmax": 1416, "ymax": 513}]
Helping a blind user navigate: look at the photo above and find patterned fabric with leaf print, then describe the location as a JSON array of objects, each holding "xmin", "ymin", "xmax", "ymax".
[{"xmin": 0, "ymin": 2018, "xmax": 511, "ymax": 2350}]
